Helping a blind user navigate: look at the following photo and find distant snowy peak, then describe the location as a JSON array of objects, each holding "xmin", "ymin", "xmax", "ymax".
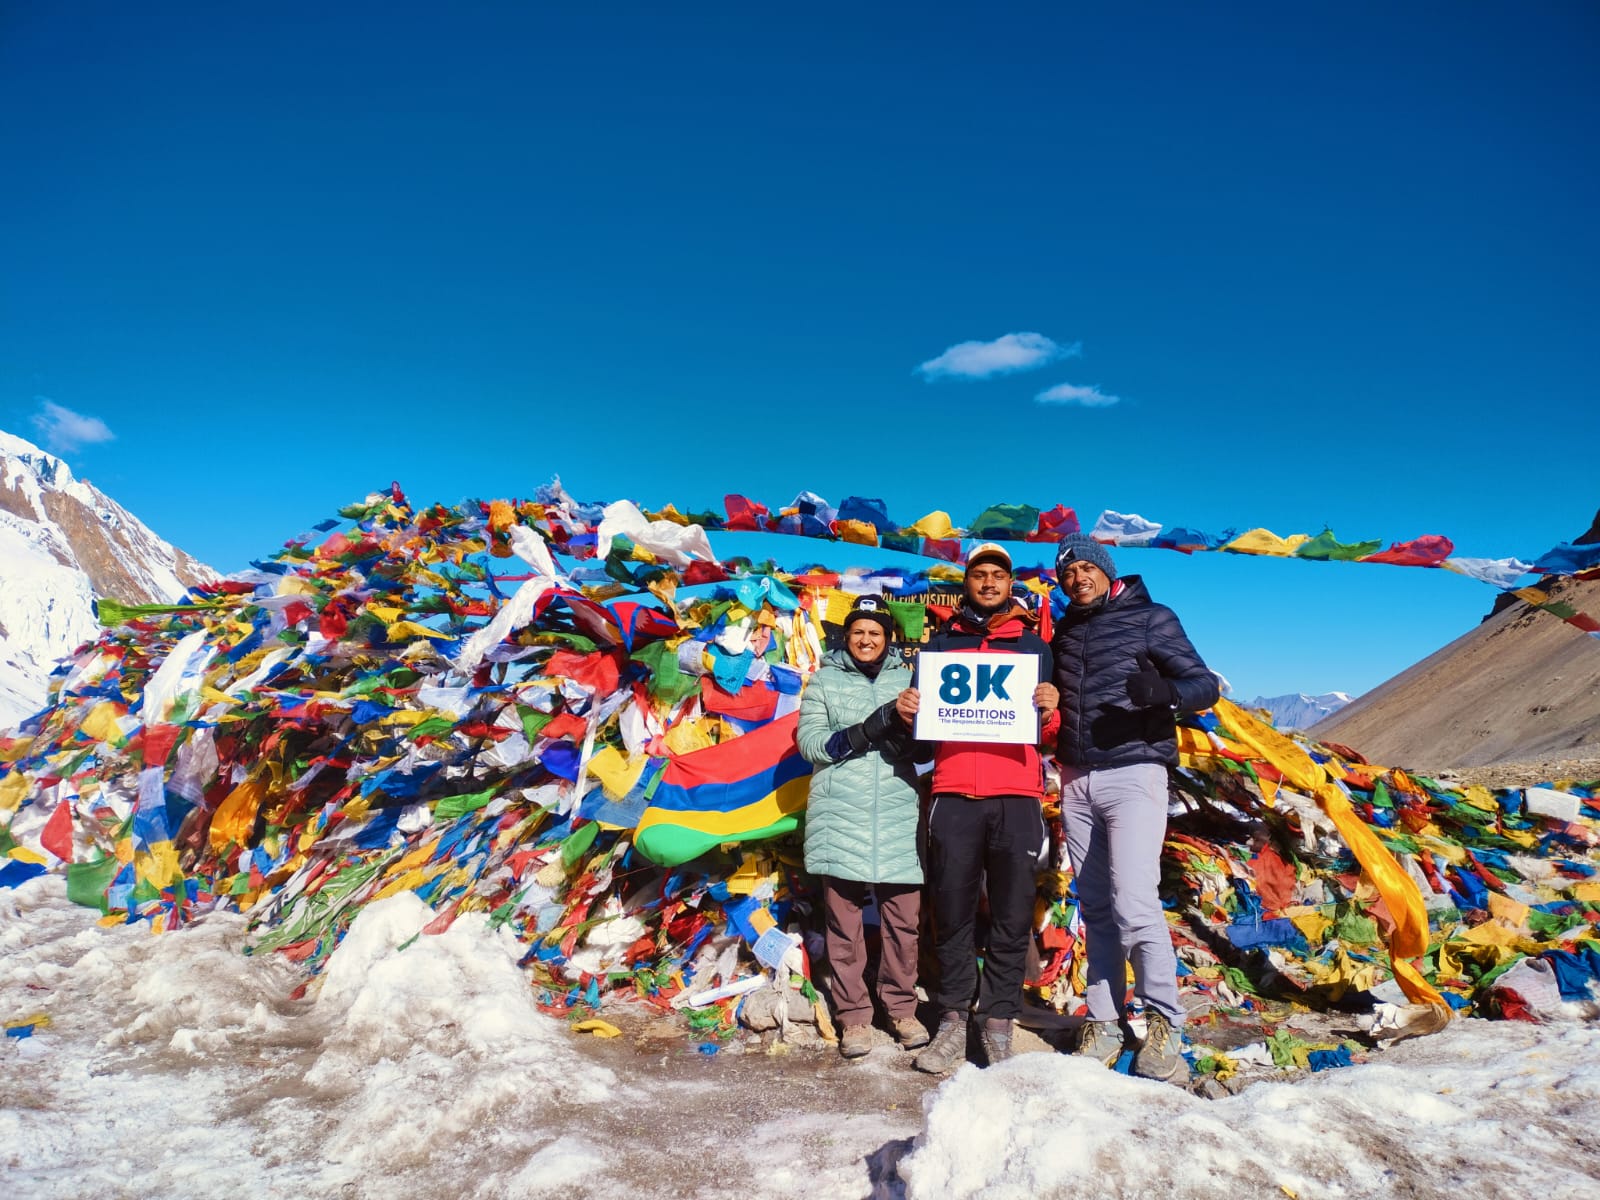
[
  {"xmin": 0, "ymin": 429, "xmax": 213, "ymax": 603},
  {"xmin": 0, "ymin": 427, "xmax": 216, "ymax": 729},
  {"xmin": 1246, "ymin": 691, "xmax": 1353, "ymax": 732}
]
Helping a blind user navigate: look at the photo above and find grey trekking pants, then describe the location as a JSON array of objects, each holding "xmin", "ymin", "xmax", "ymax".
[{"xmin": 1060, "ymin": 762, "xmax": 1184, "ymax": 1024}]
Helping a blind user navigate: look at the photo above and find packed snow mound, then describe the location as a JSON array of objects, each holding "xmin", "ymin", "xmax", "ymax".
[
  {"xmin": 0, "ymin": 877, "xmax": 618, "ymax": 1199},
  {"xmin": 0, "ymin": 427, "xmax": 214, "ymax": 729},
  {"xmin": 1246, "ymin": 690, "xmax": 1352, "ymax": 731},
  {"xmin": 299, "ymin": 893, "xmax": 618, "ymax": 1177},
  {"xmin": 898, "ymin": 1024, "xmax": 1600, "ymax": 1199}
]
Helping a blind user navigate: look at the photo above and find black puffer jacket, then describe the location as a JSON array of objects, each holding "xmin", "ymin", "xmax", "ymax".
[{"xmin": 1052, "ymin": 575, "xmax": 1219, "ymax": 768}]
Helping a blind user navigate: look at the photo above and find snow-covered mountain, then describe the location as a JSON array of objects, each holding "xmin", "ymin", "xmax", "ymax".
[
  {"xmin": 1246, "ymin": 690, "xmax": 1353, "ymax": 732},
  {"xmin": 0, "ymin": 428, "xmax": 215, "ymax": 729}
]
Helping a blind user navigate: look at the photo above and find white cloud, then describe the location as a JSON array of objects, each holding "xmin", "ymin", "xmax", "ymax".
[
  {"xmin": 916, "ymin": 333, "xmax": 1080, "ymax": 380},
  {"xmin": 31, "ymin": 399, "xmax": 115, "ymax": 453},
  {"xmin": 1035, "ymin": 382, "xmax": 1121, "ymax": 407}
]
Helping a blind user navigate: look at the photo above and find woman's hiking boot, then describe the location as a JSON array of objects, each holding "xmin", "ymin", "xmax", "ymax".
[
  {"xmin": 892, "ymin": 1016, "xmax": 930, "ymax": 1049},
  {"xmin": 840, "ymin": 1025, "xmax": 873, "ymax": 1059}
]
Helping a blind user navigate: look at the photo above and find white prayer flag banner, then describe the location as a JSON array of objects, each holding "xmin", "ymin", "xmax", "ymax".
[{"xmin": 914, "ymin": 651, "xmax": 1039, "ymax": 744}]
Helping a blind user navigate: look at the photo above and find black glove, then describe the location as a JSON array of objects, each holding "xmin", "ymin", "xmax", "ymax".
[
  {"xmin": 1126, "ymin": 651, "xmax": 1177, "ymax": 708},
  {"xmin": 824, "ymin": 703, "xmax": 902, "ymax": 763},
  {"xmin": 861, "ymin": 701, "xmax": 899, "ymax": 742}
]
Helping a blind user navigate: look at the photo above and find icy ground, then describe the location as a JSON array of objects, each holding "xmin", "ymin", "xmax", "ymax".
[{"xmin": 3, "ymin": 880, "xmax": 1597, "ymax": 1200}]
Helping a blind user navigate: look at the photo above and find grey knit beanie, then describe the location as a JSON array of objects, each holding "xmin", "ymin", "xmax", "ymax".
[{"xmin": 1056, "ymin": 534, "xmax": 1118, "ymax": 581}]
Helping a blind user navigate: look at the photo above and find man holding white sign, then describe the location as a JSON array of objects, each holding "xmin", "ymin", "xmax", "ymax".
[{"xmin": 896, "ymin": 542, "xmax": 1058, "ymax": 1072}]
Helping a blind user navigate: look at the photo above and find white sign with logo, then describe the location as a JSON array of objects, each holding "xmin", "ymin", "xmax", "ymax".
[{"xmin": 913, "ymin": 651, "xmax": 1039, "ymax": 744}]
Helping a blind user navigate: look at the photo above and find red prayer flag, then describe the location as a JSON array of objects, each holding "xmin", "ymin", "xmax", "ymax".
[
  {"xmin": 544, "ymin": 648, "xmax": 623, "ymax": 695},
  {"xmin": 724, "ymin": 495, "xmax": 771, "ymax": 532},
  {"xmin": 1359, "ymin": 535, "xmax": 1454, "ymax": 567},
  {"xmin": 699, "ymin": 676, "xmax": 780, "ymax": 722},
  {"xmin": 1026, "ymin": 504, "xmax": 1081, "ymax": 543},
  {"xmin": 41, "ymin": 800, "xmax": 73, "ymax": 862},
  {"xmin": 140, "ymin": 723, "xmax": 183, "ymax": 768}
]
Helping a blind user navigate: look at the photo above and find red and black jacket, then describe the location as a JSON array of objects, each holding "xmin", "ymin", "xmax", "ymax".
[{"xmin": 922, "ymin": 601, "xmax": 1056, "ymax": 799}]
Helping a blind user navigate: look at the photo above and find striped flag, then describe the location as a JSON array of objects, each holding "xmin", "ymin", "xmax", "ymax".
[{"xmin": 633, "ymin": 712, "xmax": 812, "ymax": 867}]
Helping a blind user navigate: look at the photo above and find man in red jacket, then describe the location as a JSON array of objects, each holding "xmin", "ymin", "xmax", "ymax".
[{"xmin": 895, "ymin": 542, "xmax": 1058, "ymax": 1071}]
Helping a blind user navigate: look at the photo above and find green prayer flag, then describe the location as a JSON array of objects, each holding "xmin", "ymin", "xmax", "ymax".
[
  {"xmin": 95, "ymin": 597, "xmax": 227, "ymax": 626},
  {"xmin": 629, "ymin": 639, "xmax": 700, "ymax": 706},
  {"xmin": 1293, "ymin": 530, "xmax": 1383, "ymax": 562},
  {"xmin": 560, "ymin": 820, "xmax": 599, "ymax": 868},
  {"xmin": 1331, "ymin": 904, "xmax": 1379, "ymax": 946},
  {"xmin": 406, "ymin": 716, "xmax": 457, "ymax": 741},
  {"xmin": 885, "ymin": 598, "xmax": 926, "ymax": 641},
  {"xmin": 66, "ymin": 856, "xmax": 120, "ymax": 912},
  {"xmin": 967, "ymin": 503, "xmax": 1039, "ymax": 538},
  {"xmin": 1220, "ymin": 965, "xmax": 1260, "ymax": 996},
  {"xmin": 519, "ymin": 707, "xmax": 555, "ymax": 742},
  {"xmin": 435, "ymin": 786, "xmax": 498, "ymax": 821}
]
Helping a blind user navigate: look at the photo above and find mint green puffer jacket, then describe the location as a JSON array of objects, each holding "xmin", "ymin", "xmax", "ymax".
[{"xmin": 797, "ymin": 649, "xmax": 924, "ymax": 885}]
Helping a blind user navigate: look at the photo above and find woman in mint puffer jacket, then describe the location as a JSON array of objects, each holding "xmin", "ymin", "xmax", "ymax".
[{"xmin": 797, "ymin": 595, "xmax": 929, "ymax": 1060}]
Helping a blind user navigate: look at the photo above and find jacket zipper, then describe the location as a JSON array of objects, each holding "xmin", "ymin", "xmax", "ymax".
[{"xmin": 870, "ymin": 669, "xmax": 881, "ymax": 879}]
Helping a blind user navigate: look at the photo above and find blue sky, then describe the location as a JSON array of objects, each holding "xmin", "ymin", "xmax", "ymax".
[{"xmin": 3, "ymin": 2, "xmax": 1596, "ymax": 699}]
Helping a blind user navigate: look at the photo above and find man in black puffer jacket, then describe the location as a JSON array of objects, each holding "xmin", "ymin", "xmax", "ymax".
[{"xmin": 1051, "ymin": 534, "xmax": 1219, "ymax": 1085}]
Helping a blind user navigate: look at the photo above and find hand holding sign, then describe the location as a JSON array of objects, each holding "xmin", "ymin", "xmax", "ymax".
[
  {"xmin": 913, "ymin": 651, "xmax": 1040, "ymax": 744},
  {"xmin": 1033, "ymin": 681, "xmax": 1059, "ymax": 715}
]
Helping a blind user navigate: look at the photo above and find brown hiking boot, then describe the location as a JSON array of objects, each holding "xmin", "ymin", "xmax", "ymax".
[
  {"xmin": 892, "ymin": 1016, "xmax": 930, "ymax": 1049},
  {"xmin": 912, "ymin": 1013, "xmax": 968, "ymax": 1074},
  {"xmin": 1131, "ymin": 1011, "xmax": 1189, "ymax": 1084},
  {"xmin": 839, "ymin": 1025, "xmax": 873, "ymax": 1059},
  {"xmin": 978, "ymin": 1017, "xmax": 1014, "ymax": 1066}
]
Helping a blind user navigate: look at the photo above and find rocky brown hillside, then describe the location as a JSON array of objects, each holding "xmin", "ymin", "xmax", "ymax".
[{"xmin": 1312, "ymin": 570, "xmax": 1600, "ymax": 772}]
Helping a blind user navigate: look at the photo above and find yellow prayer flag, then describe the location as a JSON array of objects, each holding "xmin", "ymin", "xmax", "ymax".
[
  {"xmin": 906, "ymin": 510, "xmax": 958, "ymax": 539},
  {"xmin": 0, "ymin": 771, "xmax": 31, "ymax": 813},
  {"xmin": 1223, "ymin": 529, "xmax": 1313, "ymax": 557},
  {"xmin": 1486, "ymin": 891, "xmax": 1531, "ymax": 930},
  {"xmin": 79, "ymin": 702, "xmax": 127, "ymax": 746},
  {"xmin": 210, "ymin": 777, "xmax": 269, "ymax": 851},
  {"xmin": 586, "ymin": 744, "xmax": 646, "ymax": 801}
]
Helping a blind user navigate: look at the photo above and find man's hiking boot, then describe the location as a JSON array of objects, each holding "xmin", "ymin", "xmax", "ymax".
[
  {"xmin": 1131, "ymin": 1011, "xmax": 1189, "ymax": 1084},
  {"xmin": 912, "ymin": 1013, "xmax": 968, "ymax": 1074},
  {"xmin": 1075, "ymin": 1018, "xmax": 1126, "ymax": 1067},
  {"xmin": 840, "ymin": 1025, "xmax": 873, "ymax": 1059},
  {"xmin": 978, "ymin": 1017, "xmax": 1014, "ymax": 1066},
  {"xmin": 892, "ymin": 1016, "xmax": 930, "ymax": 1049}
]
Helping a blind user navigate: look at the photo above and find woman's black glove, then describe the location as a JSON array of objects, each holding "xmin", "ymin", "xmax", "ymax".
[
  {"xmin": 824, "ymin": 703, "xmax": 902, "ymax": 763},
  {"xmin": 861, "ymin": 701, "xmax": 899, "ymax": 742},
  {"xmin": 1126, "ymin": 651, "xmax": 1178, "ymax": 708}
]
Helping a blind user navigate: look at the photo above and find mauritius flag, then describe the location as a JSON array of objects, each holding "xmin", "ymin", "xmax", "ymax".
[{"xmin": 633, "ymin": 712, "xmax": 812, "ymax": 867}]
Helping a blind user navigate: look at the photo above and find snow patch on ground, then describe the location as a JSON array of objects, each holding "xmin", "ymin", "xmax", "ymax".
[
  {"xmin": 293, "ymin": 893, "xmax": 619, "ymax": 1188},
  {"xmin": 898, "ymin": 1023, "xmax": 1600, "ymax": 1199},
  {"xmin": 0, "ymin": 881, "xmax": 618, "ymax": 1199}
]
